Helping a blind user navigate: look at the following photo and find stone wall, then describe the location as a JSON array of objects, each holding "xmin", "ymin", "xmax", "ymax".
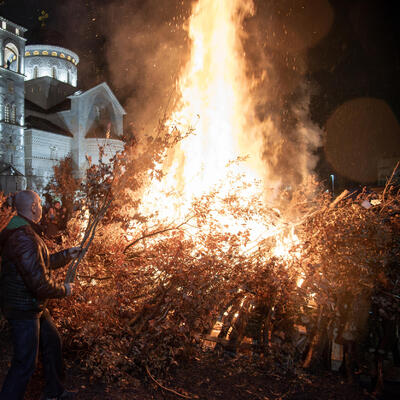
[
  {"xmin": 24, "ymin": 128, "xmax": 72, "ymax": 192},
  {"xmin": 85, "ymin": 137, "xmax": 124, "ymax": 165}
]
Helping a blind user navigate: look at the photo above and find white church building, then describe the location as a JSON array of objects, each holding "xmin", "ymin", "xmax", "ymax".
[{"xmin": 0, "ymin": 16, "xmax": 125, "ymax": 194}]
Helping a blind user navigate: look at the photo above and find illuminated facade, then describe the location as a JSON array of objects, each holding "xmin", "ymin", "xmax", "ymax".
[
  {"xmin": 24, "ymin": 45, "xmax": 78, "ymax": 87},
  {"xmin": 0, "ymin": 16, "xmax": 126, "ymax": 194},
  {"xmin": 0, "ymin": 16, "xmax": 26, "ymax": 192}
]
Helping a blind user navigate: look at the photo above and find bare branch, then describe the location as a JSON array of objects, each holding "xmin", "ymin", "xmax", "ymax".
[
  {"xmin": 145, "ymin": 365, "xmax": 193, "ymax": 399},
  {"xmin": 124, "ymin": 215, "xmax": 195, "ymax": 253}
]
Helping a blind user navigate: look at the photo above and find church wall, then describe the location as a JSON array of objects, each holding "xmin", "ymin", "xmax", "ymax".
[
  {"xmin": 56, "ymin": 108, "xmax": 76, "ymax": 134},
  {"xmin": 0, "ymin": 121, "xmax": 24, "ymax": 170},
  {"xmin": 0, "ymin": 17, "xmax": 27, "ymax": 193},
  {"xmin": 0, "ymin": 65, "xmax": 26, "ymax": 190},
  {"xmin": 68, "ymin": 95, "xmax": 86, "ymax": 178},
  {"xmin": 24, "ymin": 128, "xmax": 72, "ymax": 192},
  {"xmin": 57, "ymin": 92, "xmax": 125, "ymax": 179},
  {"xmin": 85, "ymin": 138, "xmax": 124, "ymax": 166},
  {"xmin": 83, "ymin": 92, "xmax": 118, "ymax": 135}
]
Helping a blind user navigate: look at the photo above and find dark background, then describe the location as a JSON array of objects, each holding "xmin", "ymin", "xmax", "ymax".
[{"xmin": 1, "ymin": 0, "xmax": 400, "ymax": 189}]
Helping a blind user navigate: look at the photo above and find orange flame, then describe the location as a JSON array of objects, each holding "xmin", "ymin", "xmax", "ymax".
[
  {"xmin": 141, "ymin": 0, "xmax": 263, "ymax": 213},
  {"xmin": 135, "ymin": 0, "xmax": 301, "ymax": 260},
  {"xmin": 167, "ymin": 0, "xmax": 262, "ymax": 197}
]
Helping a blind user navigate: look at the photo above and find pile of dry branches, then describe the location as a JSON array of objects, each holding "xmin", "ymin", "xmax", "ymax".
[
  {"xmin": 50, "ymin": 172, "xmax": 399, "ymax": 389},
  {"xmin": 1, "ymin": 131, "xmax": 399, "ymax": 393}
]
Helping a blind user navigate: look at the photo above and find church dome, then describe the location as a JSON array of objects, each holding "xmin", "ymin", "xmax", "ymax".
[{"xmin": 24, "ymin": 45, "xmax": 79, "ymax": 87}]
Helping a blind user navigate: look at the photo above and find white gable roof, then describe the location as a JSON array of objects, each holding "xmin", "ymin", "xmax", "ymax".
[{"xmin": 69, "ymin": 82, "xmax": 126, "ymax": 115}]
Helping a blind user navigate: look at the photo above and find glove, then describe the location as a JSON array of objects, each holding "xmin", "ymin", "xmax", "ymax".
[
  {"xmin": 67, "ymin": 247, "xmax": 82, "ymax": 259},
  {"xmin": 64, "ymin": 283, "xmax": 74, "ymax": 296}
]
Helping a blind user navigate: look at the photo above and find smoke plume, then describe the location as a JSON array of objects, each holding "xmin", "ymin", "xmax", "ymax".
[{"xmin": 99, "ymin": 0, "xmax": 331, "ymax": 191}]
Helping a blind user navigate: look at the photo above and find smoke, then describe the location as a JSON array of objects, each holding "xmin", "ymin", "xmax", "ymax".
[
  {"xmin": 240, "ymin": 0, "xmax": 333, "ymax": 190},
  {"xmin": 101, "ymin": 0, "xmax": 330, "ymax": 190},
  {"xmin": 103, "ymin": 0, "xmax": 193, "ymax": 135}
]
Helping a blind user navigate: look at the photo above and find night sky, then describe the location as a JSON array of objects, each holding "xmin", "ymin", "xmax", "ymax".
[{"xmin": 1, "ymin": 0, "xmax": 400, "ymax": 187}]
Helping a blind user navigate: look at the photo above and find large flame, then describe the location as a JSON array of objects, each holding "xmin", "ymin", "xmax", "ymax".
[
  {"xmin": 134, "ymin": 0, "xmax": 300, "ymax": 259},
  {"xmin": 168, "ymin": 0, "xmax": 262, "ymax": 196},
  {"xmin": 142, "ymin": 0, "xmax": 264, "ymax": 215}
]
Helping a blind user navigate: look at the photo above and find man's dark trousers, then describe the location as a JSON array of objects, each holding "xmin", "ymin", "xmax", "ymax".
[{"xmin": 0, "ymin": 310, "xmax": 65, "ymax": 400}]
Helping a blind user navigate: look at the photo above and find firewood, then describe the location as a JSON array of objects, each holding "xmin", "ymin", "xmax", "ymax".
[{"xmin": 329, "ymin": 190, "xmax": 350, "ymax": 209}]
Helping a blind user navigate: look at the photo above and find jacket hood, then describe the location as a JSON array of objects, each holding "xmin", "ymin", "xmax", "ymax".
[
  {"xmin": 0, "ymin": 215, "xmax": 32, "ymax": 253},
  {"xmin": 6, "ymin": 215, "xmax": 29, "ymax": 230}
]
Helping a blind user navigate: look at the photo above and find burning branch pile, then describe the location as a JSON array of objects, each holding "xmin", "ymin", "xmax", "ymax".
[
  {"xmin": 0, "ymin": 135, "xmax": 399, "ymax": 392},
  {"xmin": 0, "ymin": 0, "xmax": 399, "ymax": 394},
  {"xmin": 41, "ymin": 140, "xmax": 400, "ymax": 389}
]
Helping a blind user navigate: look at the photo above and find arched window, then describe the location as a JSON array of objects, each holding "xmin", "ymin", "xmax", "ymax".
[
  {"xmin": 50, "ymin": 145, "xmax": 57, "ymax": 160},
  {"xmin": 4, "ymin": 104, "xmax": 10, "ymax": 123},
  {"xmin": 86, "ymin": 103, "xmax": 116, "ymax": 139},
  {"xmin": 95, "ymin": 106, "xmax": 101, "ymax": 120},
  {"xmin": 4, "ymin": 43, "xmax": 19, "ymax": 73},
  {"xmin": 11, "ymin": 105, "xmax": 17, "ymax": 124},
  {"xmin": 52, "ymin": 66, "xmax": 57, "ymax": 79},
  {"xmin": 33, "ymin": 66, "xmax": 39, "ymax": 79}
]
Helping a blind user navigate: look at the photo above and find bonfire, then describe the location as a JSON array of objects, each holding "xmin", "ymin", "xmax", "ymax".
[{"xmin": 1, "ymin": 0, "xmax": 399, "ymax": 398}]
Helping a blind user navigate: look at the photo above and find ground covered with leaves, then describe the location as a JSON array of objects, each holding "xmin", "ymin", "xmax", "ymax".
[{"xmin": 0, "ymin": 326, "xmax": 370, "ymax": 399}]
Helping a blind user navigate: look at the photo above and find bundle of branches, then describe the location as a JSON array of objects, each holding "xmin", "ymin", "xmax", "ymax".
[
  {"xmin": 57, "ymin": 120, "xmax": 191, "ymax": 284},
  {"xmin": 296, "ymin": 188, "xmax": 399, "ymax": 373},
  {"xmin": 0, "ymin": 192, "xmax": 14, "ymax": 232},
  {"xmin": 45, "ymin": 156, "xmax": 81, "ymax": 215}
]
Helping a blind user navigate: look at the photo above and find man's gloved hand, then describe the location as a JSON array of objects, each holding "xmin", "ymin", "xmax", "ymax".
[
  {"xmin": 67, "ymin": 247, "xmax": 82, "ymax": 259},
  {"xmin": 64, "ymin": 282, "xmax": 75, "ymax": 296}
]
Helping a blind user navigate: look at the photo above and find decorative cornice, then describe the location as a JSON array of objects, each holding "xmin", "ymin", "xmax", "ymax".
[
  {"xmin": 0, "ymin": 16, "xmax": 27, "ymax": 33},
  {"xmin": 0, "ymin": 66, "xmax": 26, "ymax": 79},
  {"xmin": 25, "ymin": 45, "xmax": 79, "ymax": 66}
]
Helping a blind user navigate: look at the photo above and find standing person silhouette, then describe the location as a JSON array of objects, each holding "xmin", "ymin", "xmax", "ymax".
[{"xmin": 0, "ymin": 190, "xmax": 80, "ymax": 400}]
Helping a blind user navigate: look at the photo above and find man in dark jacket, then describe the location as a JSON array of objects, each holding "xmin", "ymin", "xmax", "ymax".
[{"xmin": 0, "ymin": 190, "xmax": 80, "ymax": 400}]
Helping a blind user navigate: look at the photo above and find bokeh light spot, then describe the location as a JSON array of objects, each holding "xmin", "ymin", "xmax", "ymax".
[
  {"xmin": 325, "ymin": 97, "xmax": 400, "ymax": 183},
  {"xmin": 264, "ymin": 0, "xmax": 334, "ymax": 54}
]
